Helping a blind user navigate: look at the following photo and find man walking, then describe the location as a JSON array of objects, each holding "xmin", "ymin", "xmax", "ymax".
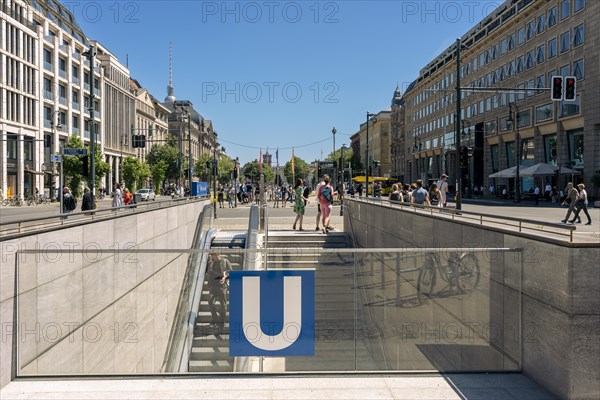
[
  {"xmin": 533, "ymin": 184, "xmax": 540, "ymax": 206},
  {"xmin": 561, "ymin": 183, "xmax": 579, "ymax": 224},
  {"xmin": 437, "ymin": 174, "xmax": 449, "ymax": 207},
  {"xmin": 315, "ymin": 176, "xmax": 326, "ymax": 231}
]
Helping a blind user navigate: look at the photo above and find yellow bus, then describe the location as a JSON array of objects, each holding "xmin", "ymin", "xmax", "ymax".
[{"xmin": 351, "ymin": 176, "xmax": 399, "ymax": 196}]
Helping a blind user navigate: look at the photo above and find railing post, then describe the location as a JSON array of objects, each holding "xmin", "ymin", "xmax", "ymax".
[
  {"xmin": 396, "ymin": 253, "xmax": 401, "ymax": 307},
  {"xmin": 380, "ymin": 253, "xmax": 385, "ymax": 290}
]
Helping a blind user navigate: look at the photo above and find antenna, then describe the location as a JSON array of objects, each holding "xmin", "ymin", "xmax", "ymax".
[{"xmin": 169, "ymin": 42, "xmax": 173, "ymax": 87}]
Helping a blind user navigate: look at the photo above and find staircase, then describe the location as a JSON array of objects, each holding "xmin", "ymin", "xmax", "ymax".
[
  {"xmin": 188, "ymin": 231, "xmax": 245, "ymax": 373},
  {"xmin": 265, "ymin": 230, "xmax": 378, "ymax": 371}
]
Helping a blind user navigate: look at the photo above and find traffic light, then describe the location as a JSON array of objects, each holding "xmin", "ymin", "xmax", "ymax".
[
  {"xmin": 139, "ymin": 135, "xmax": 146, "ymax": 148},
  {"xmin": 551, "ymin": 76, "xmax": 563, "ymax": 101},
  {"xmin": 564, "ymin": 76, "xmax": 576, "ymax": 101},
  {"xmin": 131, "ymin": 135, "xmax": 138, "ymax": 148}
]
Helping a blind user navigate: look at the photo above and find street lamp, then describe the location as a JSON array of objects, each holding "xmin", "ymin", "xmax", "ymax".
[
  {"xmin": 340, "ymin": 144, "xmax": 346, "ymax": 216},
  {"xmin": 507, "ymin": 102, "xmax": 521, "ymax": 203},
  {"xmin": 366, "ymin": 112, "xmax": 377, "ymax": 197},
  {"xmin": 213, "ymin": 148, "xmax": 218, "ymax": 218},
  {"xmin": 461, "ymin": 120, "xmax": 472, "ymax": 198},
  {"xmin": 234, "ymin": 156, "xmax": 239, "ymax": 208},
  {"xmin": 82, "ymin": 44, "xmax": 96, "ymax": 206},
  {"xmin": 332, "ymin": 127, "xmax": 337, "ymax": 185},
  {"xmin": 49, "ymin": 110, "xmax": 61, "ymax": 201}
]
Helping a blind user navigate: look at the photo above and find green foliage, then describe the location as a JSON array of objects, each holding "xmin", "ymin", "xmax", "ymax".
[
  {"xmin": 283, "ymin": 156, "xmax": 309, "ymax": 184},
  {"xmin": 242, "ymin": 160, "xmax": 275, "ymax": 183},
  {"xmin": 146, "ymin": 143, "xmax": 180, "ymax": 183},
  {"xmin": 325, "ymin": 147, "xmax": 354, "ymax": 170},
  {"xmin": 151, "ymin": 161, "xmax": 168, "ymax": 195},
  {"xmin": 122, "ymin": 156, "xmax": 150, "ymax": 192},
  {"xmin": 62, "ymin": 135, "xmax": 83, "ymax": 197},
  {"xmin": 193, "ymin": 153, "xmax": 213, "ymax": 181},
  {"xmin": 91, "ymin": 143, "xmax": 110, "ymax": 189}
]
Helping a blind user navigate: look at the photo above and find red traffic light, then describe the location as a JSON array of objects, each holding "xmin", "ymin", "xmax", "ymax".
[
  {"xmin": 564, "ymin": 76, "xmax": 576, "ymax": 101},
  {"xmin": 551, "ymin": 76, "xmax": 563, "ymax": 101}
]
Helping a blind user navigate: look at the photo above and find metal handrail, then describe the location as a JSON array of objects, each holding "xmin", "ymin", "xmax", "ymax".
[
  {"xmin": 348, "ymin": 196, "xmax": 577, "ymax": 242},
  {"xmin": 0, "ymin": 195, "xmax": 210, "ymax": 239}
]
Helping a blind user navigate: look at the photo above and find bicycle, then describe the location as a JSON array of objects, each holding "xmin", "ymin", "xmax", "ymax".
[{"xmin": 417, "ymin": 251, "xmax": 480, "ymax": 304}]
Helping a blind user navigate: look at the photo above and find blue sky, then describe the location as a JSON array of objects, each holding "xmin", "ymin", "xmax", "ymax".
[{"xmin": 71, "ymin": 0, "xmax": 501, "ymax": 165}]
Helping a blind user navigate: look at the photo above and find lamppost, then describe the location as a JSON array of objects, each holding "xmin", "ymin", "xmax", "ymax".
[
  {"xmin": 83, "ymin": 45, "xmax": 96, "ymax": 205},
  {"xmin": 187, "ymin": 111, "xmax": 192, "ymax": 193},
  {"xmin": 234, "ymin": 156, "xmax": 239, "ymax": 208},
  {"xmin": 365, "ymin": 112, "xmax": 376, "ymax": 197},
  {"xmin": 461, "ymin": 120, "xmax": 471, "ymax": 198},
  {"xmin": 49, "ymin": 110, "xmax": 61, "ymax": 201},
  {"xmin": 507, "ymin": 102, "xmax": 521, "ymax": 203},
  {"xmin": 340, "ymin": 144, "xmax": 346, "ymax": 216},
  {"xmin": 213, "ymin": 148, "xmax": 218, "ymax": 218},
  {"xmin": 332, "ymin": 127, "xmax": 337, "ymax": 185}
]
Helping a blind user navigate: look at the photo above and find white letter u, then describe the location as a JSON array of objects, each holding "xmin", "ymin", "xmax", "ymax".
[{"xmin": 242, "ymin": 276, "xmax": 302, "ymax": 351}]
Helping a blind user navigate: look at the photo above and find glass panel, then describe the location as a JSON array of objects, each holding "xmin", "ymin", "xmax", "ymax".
[
  {"xmin": 14, "ymin": 247, "xmax": 522, "ymax": 375},
  {"xmin": 536, "ymin": 104, "xmax": 553, "ymax": 123}
]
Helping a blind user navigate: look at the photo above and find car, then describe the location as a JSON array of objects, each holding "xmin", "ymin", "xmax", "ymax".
[{"xmin": 136, "ymin": 188, "xmax": 156, "ymax": 201}]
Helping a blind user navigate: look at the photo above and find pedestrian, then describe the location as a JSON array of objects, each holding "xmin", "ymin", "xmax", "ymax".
[
  {"xmin": 411, "ymin": 180, "xmax": 430, "ymax": 206},
  {"xmin": 123, "ymin": 188, "xmax": 132, "ymax": 206},
  {"xmin": 273, "ymin": 185, "xmax": 280, "ymax": 208},
  {"xmin": 112, "ymin": 183, "xmax": 123, "ymax": 208},
  {"xmin": 561, "ymin": 183, "xmax": 579, "ymax": 224},
  {"xmin": 81, "ymin": 187, "xmax": 94, "ymax": 214},
  {"xmin": 281, "ymin": 185, "xmax": 288, "ymax": 208},
  {"xmin": 373, "ymin": 181, "xmax": 382, "ymax": 198},
  {"xmin": 545, "ymin": 182, "xmax": 552, "ymax": 201},
  {"xmin": 317, "ymin": 175, "xmax": 336, "ymax": 234},
  {"xmin": 437, "ymin": 174, "xmax": 449, "ymax": 207},
  {"xmin": 488, "ymin": 183, "xmax": 495, "ymax": 198},
  {"xmin": 206, "ymin": 253, "xmax": 230, "ymax": 331},
  {"xmin": 357, "ymin": 183, "xmax": 363, "ymax": 197},
  {"xmin": 533, "ymin": 184, "xmax": 540, "ymax": 205},
  {"xmin": 570, "ymin": 184, "xmax": 592, "ymax": 225},
  {"xmin": 389, "ymin": 183, "xmax": 403, "ymax": 202},
  {"xmin": 428, "ymin": 182, "xmax": 442, "ymax": 208},
  {"xmin": 217, "ymin": 186, "xmax": 224, "ymax": 208},
  {"xmin": 315, "ymin": 176, "xmax": 326, "ymax": 231},
  {"xmin": 292, "ymin": 178, "xmax": 309, "ymax": 231},
  {"xmin": 62, "ymin": 187, "xmax": 76, "ymax": 214}
]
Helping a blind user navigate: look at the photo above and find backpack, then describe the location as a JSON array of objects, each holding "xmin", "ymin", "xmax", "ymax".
[
  {"xmin": 430, "ymin": 192, "xmax": 439, "ymax": 205},
  {"xmin": 413, "ymin": 188, "xmax": 427, "ymax": 204},
  {"xmin": 321, "ymin": 186, "xmax": 333, "ymax": 203},
  {"xmin": 390, "ymin": 191, "xmax": 401, "ymax": 201}
]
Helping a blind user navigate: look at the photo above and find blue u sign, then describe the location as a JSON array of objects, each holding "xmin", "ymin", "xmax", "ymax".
[{"xmin": 229, "ymin": 270, "xmax": 315, "ymax": 356}]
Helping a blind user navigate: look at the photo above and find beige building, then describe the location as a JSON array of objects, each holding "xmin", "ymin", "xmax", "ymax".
[
  {"xmin": 350, "ymin": 110, "xmax": 391, "ymax": 178},
  {"xmin": 398, "ymin": 0, "xmax": 597, "ymax": 195}
]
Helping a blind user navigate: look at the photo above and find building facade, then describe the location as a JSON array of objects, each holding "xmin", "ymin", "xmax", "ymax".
[
  {"xmin": 400, "ymin": 0, "xmax": 597, "ymax": 195},
  {"xmin": 351, "ymin": 110, "xmax": 392, "ymax": 178}
]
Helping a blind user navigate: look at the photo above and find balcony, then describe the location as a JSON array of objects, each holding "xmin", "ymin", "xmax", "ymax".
[
  {"xmin": 44, "ymin": 120, "xmax": 52, "ymax": 129},
  {"xmin": 84, "ymin": 83, "xmax": 90, "ymax": 92},
  {"xmin": 72, "ymin": 102, "xmax": 80, "ymax": 111},
  {"xmin": 73, "ymin": 127, "xmax": 80, "ymax": 135},
  {"xmin": 84, "ymin": 130, "xmax": 90, "ymax": 139},
  {"xmin": 58, "ymin": 44, "xmax": 68, "ymax": 53},
  {"xmin": 44, "ymin": 61, "xmax": 53, "ymax": 71},
  {"xmin": 72, "ymin": 52, "xmax": 80, "ymax": 61},
  {"xmin": 72, "ymin": 76, "xmax": 80, "ymax": 85},
  {"xmin": 43, "ymin": 35, "xmax": 54, "ymax": 44},
  {"xmin": 93, "ymin": 87, "xmax": 101, "ymax": 96},
  {"xmin": 58, "ymin": 69, "xmax": 67, "ymax": 79},
  {"xmin": 59, "ymin": 97, "xmax": 67, "ymax": 106},
  {"xmin": 43, "ymin": 90, "xmax": 53, "ymax": 100},
  {"xmin": 93, "ymin": 111, "xmax": 100, "ymax": 119}
]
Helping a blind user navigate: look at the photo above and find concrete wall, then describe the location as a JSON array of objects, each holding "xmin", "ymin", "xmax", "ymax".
[
  {"xmin": 345, "ymin": 200, "xmax": 600, "ymax": 400},
  {"xmin": 0, "ymin": 200, "xmax": 208, "ymax": 387}
]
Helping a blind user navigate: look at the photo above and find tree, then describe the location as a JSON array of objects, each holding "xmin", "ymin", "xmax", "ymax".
[
  {"xmin": 122, "ymin": 156, "xmax": 150, "ymax": 192},
  {"xmin": 194, "ymin": 153, "xmax": 213, "ymax": 182},
  {"xmin": 62, "ymin": 135, "xmax": 84, "ymax": 197},
  {"xmin": 325, "ymin": 147, "xmax": 354, "ymax": 170},
  {"xmin": 147, "ymin": 143, "xmax": 180, "ymax": 182},
  {"xmin": 151, "ymin": 161, "xmax": 168, "ymax": 195},
  {"xmin": 283, "ymin": 156, "xmax": 309, "ymax": 184},
  {"xmin": 242, "ymin": 160, "xmax": 275, "ymax": 183}
]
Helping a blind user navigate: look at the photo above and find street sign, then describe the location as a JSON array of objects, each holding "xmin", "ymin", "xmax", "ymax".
[
  {"xmin": 51, "ymin": 155, "xmax": 62, "ymax": 162},
  {"xmin": 62, "ymin": 148, "xmax": 88, "ymax": 156},
  {"xmin": 319, "ymin": 162, "xmax": 334, "ymax": 168}
]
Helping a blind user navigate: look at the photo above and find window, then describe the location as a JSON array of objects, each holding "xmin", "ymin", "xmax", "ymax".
[
  {"xmin": 485, "ymin": 121, "xmax": 497, "ymax": 137},
  {"xmin": 567, "ymin": 128, "xmax": 584, "ymax": 169},
  {"xmin": 573, "ymin": 58, "xmax": 584, "ymax": 80},
  {"xmin": 500, "ymin": 93, "xmax": 507, "ymax": 107},
  {"xmin": 492, "ymin": 44, "xmax": 499, "ymax": 60},
  {"xmin": 526, "ymin": 51, "xmax": 535, "ymax": 69},
  {"xmin": 537, "ymin": 14, "xmax": 546, "ymax": 34},
  {"xmin": 501, "ymin": 38, "xmax": 508, "ymax": 54},
  {"xmin": 560, "ymin": 0, "xmax": 571, "ymax": 20},
  {"xmin": 544, "ymin": 135, "xmax": 557, "ymax": 164},
  {"xmin": 573, "ymin": 24, "xmax": 584, "ymax": 47},
  {"xmin": 548, "ymin": 6, "xmax": 557, "ymax": 27},
  {"xmin": 548, "ymin": 38, "xmax": 557, "ymax": 58},
  {"xmin": 574, "ymin": 0, "xmax": 585, "ymax": 13},
  {"xmin": 537, "ymin": 44, "xmax": 545, "ymax": 63},
  {"xmin": 516, "ymin": 55, "xmax": 525, "ymax": 73},
  {"xmin": 517, "ymin": 83, "xmax": 525, "ymax": 101},
  {"xmin": 500, "ymin": 65, "xmax": 506, "ymax": 81},
  {"xmin": 560, "ymin": 96, "xmax": 580, "ymax": 118},
  {"xmin": 527, "ymin": 79, "xmax": 535, "ymax": 97},
  {"xmin": 561, "ymin": 64, "xmax": 570, "ymax": 78},
  {"xmin": 536, "ymin": 75, "xmax": 545, "ymax": 94},
  {"xmin": 536, "ymin": 104, "xmax": 554, "ymax": 123},
  {"xmin": 508, "ymin": 33, "xmax": 515, "ymax": 50},
  {"xmin": 508, "ymin": 60, "xmax": 515, "ymax": 77},
  {"xmin": 490, "ymin": 144, "xmax": 499, "ymax": 172},
  {"xmin": 518, "ymin": 110, "xmax": 531, "ymax": 128},
  {"xmin": 517, "ymin": 27, "xmax": 526, "ymax": 45},
  {"xmin": 526, "ymin": 20, "xmax": 535, "ymax": 40},
  {"xmin": 479, "ymin": 52, "xmax": 485, "ymax": 67},
  {"xmin": 560, "ymin": 31, "xmax": 570, "ymax": 53},
  {"xmin": 485, "ymin": 48, "xmax": 492, "ymax": 64},
  {"xmin": 547, "ymin": 69, "xmax": 557, "ymax": 87}
]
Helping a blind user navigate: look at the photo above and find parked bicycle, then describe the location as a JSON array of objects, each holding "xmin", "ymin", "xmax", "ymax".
[{"xmin": 417, "ymin": 251, "xmax": 480, "ymax": 304}]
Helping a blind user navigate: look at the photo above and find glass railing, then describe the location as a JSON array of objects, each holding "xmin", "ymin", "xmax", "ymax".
[{"xmin": 14, "ymin": 247, "xmax": 521, "ymax": 376}]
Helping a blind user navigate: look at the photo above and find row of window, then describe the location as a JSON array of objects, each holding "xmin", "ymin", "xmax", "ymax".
[{"xmin": 2, "ymin": 90, "xmax": 37, "ymax": 126}]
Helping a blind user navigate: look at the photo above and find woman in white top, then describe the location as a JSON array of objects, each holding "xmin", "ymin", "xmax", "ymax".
[{"xmin": 570, "ymin": 183, "xmax": 592, "ymax": 225}]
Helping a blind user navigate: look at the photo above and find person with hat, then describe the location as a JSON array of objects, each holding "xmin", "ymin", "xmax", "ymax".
[{"xmin": 437, "ymin": 174, "xmax": 449, "ymax": 207}]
